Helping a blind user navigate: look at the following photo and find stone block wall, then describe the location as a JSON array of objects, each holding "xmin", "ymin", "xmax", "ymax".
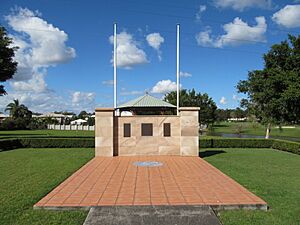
[
  {"xmin": 95, "ymin": 107, "xmax": 199, "ymax": 156},
  {"xmin": 180, "ymin": 107, "xmax": 200, "ymax": 156},
  {"xmin": 95, "ymin": 108, "xmax": 114, "ymax": 156}
]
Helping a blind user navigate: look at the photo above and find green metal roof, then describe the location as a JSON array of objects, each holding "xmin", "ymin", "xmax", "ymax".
[{"xmin": 118, "ymin": 94, "xmax": 176, "ymax": 109}]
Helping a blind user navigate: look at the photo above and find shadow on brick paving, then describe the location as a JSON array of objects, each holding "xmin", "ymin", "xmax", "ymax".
[{"xmin": 83, "ymin": 205, "xmax": 222, "ymax": 225}]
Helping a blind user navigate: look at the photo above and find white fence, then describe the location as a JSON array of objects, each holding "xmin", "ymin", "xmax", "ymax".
[{"xmin": 47, "ymin": 124, "xmax": 95, "ymax": 131}]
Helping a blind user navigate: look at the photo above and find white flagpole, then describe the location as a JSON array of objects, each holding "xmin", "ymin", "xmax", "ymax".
[
  {"xmin": 176, "ymin": 24, "xmax": 180, "ymax": 115},
  {"xmin": 113, "ymin": 23, "xmax": 117, "ymax": 110}
]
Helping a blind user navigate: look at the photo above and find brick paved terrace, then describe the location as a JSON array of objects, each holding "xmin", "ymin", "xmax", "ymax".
[{"xmin": 34, "ymin": 156, "xmax": 267, "ymax": 210}]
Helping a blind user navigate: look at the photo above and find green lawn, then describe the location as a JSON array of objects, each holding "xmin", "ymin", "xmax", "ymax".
[
  {"xmin": 202, "ymin": 148, "xmax": 300, "ymax": 225},
  {"xmin": 0, "ymin": 148, "xmax": 94, "ymax": 225},
  {"xmin": 1, "ymin": 147, "xmax": 299, "ymax": 225},
  {"xmin": 213, "ymin": 122, "xmax": 300, "ymax": 138},
  {"xmin": 0, "ymin": 129, "xmax": 94, "ymax": 138}
]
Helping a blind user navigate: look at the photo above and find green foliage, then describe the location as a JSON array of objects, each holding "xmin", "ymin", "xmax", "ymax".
[
  {"xmin": 87, "ymin": 117, "xmax": 95, "ymax": 126},
  {"xmin": 200, "ymin": 138, "xmax": 274, "ymax": 149},
  {"xmin": 200, "ymin": 137, "xmax": 299, "ymax": 155},
  {"xmin": 5, "ymin": 99, "xmax": 32, "ymax": 119},
  {"xmin": 164, "ymin": 89, "xmax": 217, "ymax": 125},
  {"xmin": 0, "ymin": 139, "xmax": 23, "ymax": 150},
  {"xmin": 0, "ymin": 26, "xmax": 18, "ymax": 95},
  {"xmin": 232, "ymin": 123, "xmax": 245, "ymax": 135},
  {"xmin": 213, "ymin": 121, "xmax": 300, "ymax": 138},
  {"xmin": 237, "ymin": 35, "xmax": 300, "ymax": 126},
  {"xmin": 0, "ymin": 138, "xmax": 94, "ymax": 151},
  {"xmin": 272, "ymin": 139, "xmax": 300, "ymax": 154},
  {"xmin": 0, "ymin": 117, "xmax": 30, "ymax": 130},
  {"xmin": 20, "ymin": 138, "xmax": 95, "ymax": 148}
]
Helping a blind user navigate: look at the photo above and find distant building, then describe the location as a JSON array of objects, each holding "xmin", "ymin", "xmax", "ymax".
[
  {"xmin": 71, "ymin": 119, "xmax": 88, "ymax": 125},
  {"xmin": 0, "ymin": 114, "xmax": 9, "ymax": 123},
  {"xmin": 37, "ymin": 113, "xmax": 69, "ymax": 124}
]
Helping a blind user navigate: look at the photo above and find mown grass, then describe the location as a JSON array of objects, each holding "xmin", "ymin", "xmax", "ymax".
[
  {"xmin": 213, "ymin": 122, "xmax": 300, "ymax": 138},
  {"xmin": 0, "ymin": 148, "xmax": 94, "ymax": 225},
  {"xmin": 0, "ymin": 129, "xmax": 94, "ymax": 139},
  {"xmin": 202, "ymin": 148, "xmax": 300, "ymax": 225},
  {"xmin": 1, "ymin": 147, "xmax": 299, "ymax": 225}
]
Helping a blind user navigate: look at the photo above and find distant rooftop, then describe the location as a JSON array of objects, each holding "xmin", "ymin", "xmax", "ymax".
[{"xmin": 117, "ymin": 93, "xmax": 176, "ymax": 109}]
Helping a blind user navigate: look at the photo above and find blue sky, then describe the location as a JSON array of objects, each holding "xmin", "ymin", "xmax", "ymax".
[{"xmin": 0, "ymin": 0, "xmax": 299, "ymax": 113}]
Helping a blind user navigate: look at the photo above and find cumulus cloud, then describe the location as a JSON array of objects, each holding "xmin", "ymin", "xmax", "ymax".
[
  {"xmin": 0, "ymin": 7, "xmax": 92, "ymax": 113},
  {"xmin": 196, "ymin": 5, "xmax": 207, "ymax": 21},
  {"xmin": 109, "ymin": 31, "xmax": 148, "ymax": 69},
  {"xmin": 151, "ymin": 80, "xmax": 180, "ymax": 94},
  {"xmin": 220, "ymin": 96, "xmax": 227, "ymax": 104},
  {"xmin": 213, "ymin": 0, "xmax": 272, "ymax": 11},
  {"xmin": 272, "ymin": 5, "xmax": 300, "ymax": 28},
  {"xmin": 6, "ymin": 7, "xmax": 75, "ymax": 68},
  {"xmin": 196, "ymin": 16, "xmax": 267, "ymax": 48},
  {"xmin": 146, "ymin": 33, "xmax": 164, "ymax": 61},
  {"xmin": 179, "ymin": 71, "xmax": 192, "ymax": 77},
  {"xmin": 72, "ymin": 91, "xmax": 95, "ymax": 106},
  {"xmin": 0, "ymin": 90, "xmax": 96, "ymax": 113}
]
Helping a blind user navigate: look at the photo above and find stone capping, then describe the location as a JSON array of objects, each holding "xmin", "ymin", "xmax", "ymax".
[
  {"xmin": 95, "ymin": 108, "xmax": 115, "ymax": 112},
  {"xmin": 179, "ymin": 107, "xmax": 200, "ymax": 111}
]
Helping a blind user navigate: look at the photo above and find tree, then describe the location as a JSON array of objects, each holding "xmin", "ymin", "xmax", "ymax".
[
  {"xmin": 78, "ymin": 110, "xmax": 88, "ymax": 119},
  {"xmin": 5, "ymin": 99, "xmax": 32, "ymax": 119},
  {"xmin": 0, "ymin": 26, "xmax": 18, "ymax": 95},
  {"xmin": 164, "ymin": 89, "xmax": 217, "ymax": 125},
  {"xmin": 237, "ymin": 35, "xmax": 300, "ymax": 138}
]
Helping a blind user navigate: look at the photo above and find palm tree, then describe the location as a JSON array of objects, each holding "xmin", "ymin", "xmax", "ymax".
[{"xmin": 5, "ymin": 99, "xmax": 32, "ymax": 119}]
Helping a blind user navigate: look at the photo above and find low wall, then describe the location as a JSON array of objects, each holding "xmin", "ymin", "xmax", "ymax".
[
  {"xmin": 116, "ymin": 116, "xmax": 180, "ymax": 156},
  {"xmin": 95, "ymin": 107, "xmax": 200, "ymax": 157}
]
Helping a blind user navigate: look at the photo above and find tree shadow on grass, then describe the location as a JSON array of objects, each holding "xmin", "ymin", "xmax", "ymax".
[{"xmin": 199, "ymin": 150, "xmax": 226, "ymax": 158}]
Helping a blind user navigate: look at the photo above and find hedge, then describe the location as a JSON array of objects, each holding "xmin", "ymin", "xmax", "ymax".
[
  {"xmin": 200, "ymin": 138, "xmax": 300, "ymax": 155},
  {"xmin": 0, "ymin": 139, "xmax": 24, "ymax": 151},
  {"xmin": 271, "ymin": 139, "xmax": 300, "ymax": 155},
  {"xmin": 0, "ymin": 137, "xmax": 299, "ymax": 155},
  {"xmin": 200, "ymin": 138, "xmax": 274, "ymax": 149},
  {"xmin": 0, "ymin": 138, "xmax": 94, "ymax": 151}
]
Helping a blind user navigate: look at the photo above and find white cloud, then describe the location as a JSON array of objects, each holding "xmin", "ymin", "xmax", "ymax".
[
  {"xmin": 196, "ymin": 16, "xmax": 267, "ymax": 48},
  {"xmin": 146, "ymin": 33, "xmax": 164, "ymax": 61},
  {"xmin": 196, "ymin": 5, "xmax": 207, "ymax": 21},
  {"xmin": 233, "ymin": 94, "xmax": 238, "ymax": 100},
  {"xmin": 0, "ymin": 91, "xmax": 66, "ymax": 113},
  {"xmin": 151, "ymin": 80, "xmax": 180, "ymax": 94},
  {"xmin": 109, "ymin": 31, "xmax": 148, "ymax": 69},
  {"xmin": 0, "ymin": 7, "xmax": 96, "ymax": 113},
  {"xmin": 71, "ymin": 91, "xmax": 96, "ymax": 111},
  {"xmin": 179, "ymin": 71, "xmax": 192, "ymax": 77},
  {"xmin": 0, "ymin": 91, "xmax": 96, "ymax": 113},
  {"xmin": 213, "ymin": 0, "xmax": 271, "ymax": 11},
  {"xmin": 6, "ymin": 7, "xmax": 75, "ymax": 67},
  {"xmin": 272, "ymin": 5, "xmax": 300, "ymax": 28},
  {"xmin": 102, "ymin": 80, "xmax": 114, "ymax": 86},
  {"xmin": 10, "ymin": 73, "xmax": 48, "ymax": 93},
  {"xmin": 220, "ymin": 96, "xmax": 227, "ymax": 104}
]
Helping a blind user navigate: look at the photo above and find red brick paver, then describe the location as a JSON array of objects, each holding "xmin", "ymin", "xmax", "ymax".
[{"xmin": 34, "ymin": 156, "xmax": 266, "ymax": 208}]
